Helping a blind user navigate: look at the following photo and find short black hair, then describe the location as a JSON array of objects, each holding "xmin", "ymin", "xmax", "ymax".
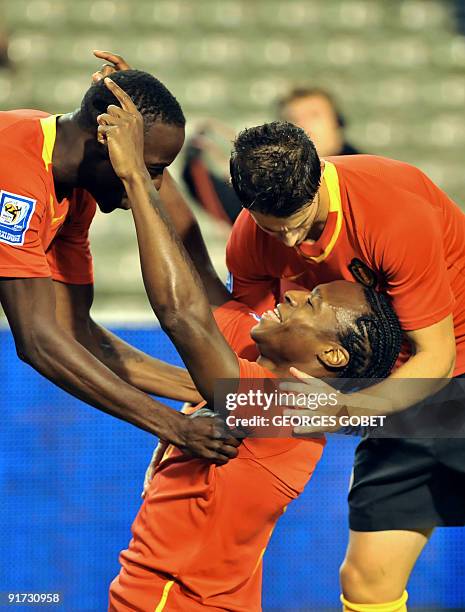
[
  {"xmin": 230, "ymin": 121, "xmax": 321, "ymax": 218},
  {"xmin": 78, "ymin": 69, "xmax": 185, "ymax": 132},
  {"xmin": 337, "ymin": 288, "xmax": 403, "ymax": 382}
]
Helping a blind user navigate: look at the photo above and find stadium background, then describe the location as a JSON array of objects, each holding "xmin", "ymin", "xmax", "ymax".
[{"xmin": 1, "ymin": 0, "xmax": 465, "ymax": 610}]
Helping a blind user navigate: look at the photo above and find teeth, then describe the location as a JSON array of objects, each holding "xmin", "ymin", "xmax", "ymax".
[{"xmin": 263, "ymin": 309, "xmax": 280, "ymax": 322}]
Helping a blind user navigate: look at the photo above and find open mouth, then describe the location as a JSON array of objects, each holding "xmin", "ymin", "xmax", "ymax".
[{"xmin": 261, "ymin": 305, "xmax": 283, "ymax": 323}]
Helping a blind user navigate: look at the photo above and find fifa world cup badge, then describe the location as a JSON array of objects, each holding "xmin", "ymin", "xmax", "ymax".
[{"xmin": 0, "ymin": 191, "xmax": 36, "ymax": 246}]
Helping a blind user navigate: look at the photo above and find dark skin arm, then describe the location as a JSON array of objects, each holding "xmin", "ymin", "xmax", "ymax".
[
  {"xmin": 0, "ymin": 57, "xmax": 238, "ymax": 462},
  {"xmin": 14, "ymin": 52, "xmax": 229, "ymax": 431},
  {"xmin": 53, "ymin": 280, "xmax": 202, "ymax": 403},
  {"xmin": 0, "ymin": 277, "xmax": 186, "ymax": 434},
  {"xmin": 97, "ymin": 79, "xmax": 240, "ymax": 405},
  {"xmin": 91, "ymin": 54, "xmax": 240, "ymax": 477},
  {"xmin": 91, "ymin": 51, "xmax": 230, "ymax": 310},
  {"xmin": 49, "ymin": 165, "xmax": 230, "ymax": 406},
  {"xmin": 158, "ymin": 170, "xmax": 231, "ymax": 310},
  {"xmin": 1, "ymin": 277, "xmax": 237, "ymax": 462}
]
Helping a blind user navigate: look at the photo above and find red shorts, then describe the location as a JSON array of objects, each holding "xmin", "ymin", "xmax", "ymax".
[{"xmin": 109, "ymin": 564, "xmax": 225, "ymax": 612}]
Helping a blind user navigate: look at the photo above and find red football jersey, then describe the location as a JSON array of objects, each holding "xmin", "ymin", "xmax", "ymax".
[
  {"xmin": 109, "ymin": 300, "xmax": 325, "ymax": 611},
  {"xmin": 227, "ymin": 156, "xmax": 465, "ymax": 374},
  {"xmin": 0, "ymin": 110, "xmax": 95, "ymax": 284}
]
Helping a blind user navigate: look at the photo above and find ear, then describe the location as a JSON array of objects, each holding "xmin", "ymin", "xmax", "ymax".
[{"xmin": 317, "ymin": 343, "xmax": 349, "ymax": 370}]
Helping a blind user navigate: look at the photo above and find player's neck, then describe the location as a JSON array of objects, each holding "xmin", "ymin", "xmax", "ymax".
[
  {"xmin": 257, "ymin": 355, "xmax": 308, "ymax": 378},
  {"xmin": 305, "ymin": 178, "xmax": 330, "ymax": 242},
  {"xmin": 257, "ymin": 354, "xmax": 336, "ymax": 381},
  {"xmin": 52, "ymin": 112, "xmax": 93, "ymax": 201}
]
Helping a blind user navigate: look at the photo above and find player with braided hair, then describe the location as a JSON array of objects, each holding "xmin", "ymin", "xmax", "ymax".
[
  {"xmin": 77, "ymin": 52, "xmax": 465, "ymax": 610},
  {"xmin": 338, "ymin": 288, "xmax": 402, "ymax": 381},
  {"xmin": 226, "ymin": 119, "xmax": 465, "ymax": 611},
  {"xmin": 94, "ymin": 80, "xmax": 404, "ymax": 611}
]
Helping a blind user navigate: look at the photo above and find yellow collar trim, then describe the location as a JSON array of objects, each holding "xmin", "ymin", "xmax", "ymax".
[
  {"xmin": 39, "ymin": 115, "xmax": 58, "ymax": 171},
  {"xmin": 308, "ymin": 159, "xmax": 343, "ymax": 263}
]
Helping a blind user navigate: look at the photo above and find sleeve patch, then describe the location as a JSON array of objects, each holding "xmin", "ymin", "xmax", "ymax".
[
  {"xmin": 0, "ymin": 190, "xmax": 37, "ymax": 246},
  {"xmin": 225, "ymin": 271, "xmax": 234, "ymax": 292}
]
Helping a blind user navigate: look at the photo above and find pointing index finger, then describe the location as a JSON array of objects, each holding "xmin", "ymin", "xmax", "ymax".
[
  {"xmin": 104, "ymin": 77, "xmax": 138, "ymax": 114},
  {"xmin": 93, "ymin": 50, "xmax": 131, "ymax": 70}
]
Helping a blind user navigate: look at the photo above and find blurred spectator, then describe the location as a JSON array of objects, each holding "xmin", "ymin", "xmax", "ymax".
[
  {"xmin": 277, "ymin": 87, "xmax": 360, "ymax": 157},
  {"xmin": 182, "ymin": 87, "xmax": 359, "ymax": 225},
  {"xmin": 453, "ymin": 1, "xmax": 465, "ymax": 36},
  {"xmin": 0, "ymin": 11, "xmax": 10, "ymax": 68},
  {"xmin": 182, "ymin": 119, "xmax": 238, "ymax": 225},
  {"xmin": 0, "ymin": 37, "xmax": 8, "ymax": 67}
]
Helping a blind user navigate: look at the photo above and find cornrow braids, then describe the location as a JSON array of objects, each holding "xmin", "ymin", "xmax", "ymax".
[
  {"xmin": 230, "ymin": 121, "xmax": 321, "ymax": 218},
  {"xmin": 337, "ymin": 287, "xmax": 403, "ymax": 383}
]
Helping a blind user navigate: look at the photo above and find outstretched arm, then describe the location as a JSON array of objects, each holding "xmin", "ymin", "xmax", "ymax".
[
  {"xmin": 97, "ymin": 78, "xmax": 240, "ymax": 405},
  {"xmin": 52, "ymin": 281, "xmax": 202, "ymax": 403},
  {"xmin": 0, "ymin": 277, "xmax": 189, "ymax": 435},
  {"xmin": 1, "ymin": 277, "xmax": 237, "ymax": 462}
]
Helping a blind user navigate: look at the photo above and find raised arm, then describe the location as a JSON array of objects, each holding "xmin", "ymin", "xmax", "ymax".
[
  {"xmin": 91, "ymin": 50, "xmax": 230, "ymax": 310},
  {"xmin": 157, "ymin": 171, "xmax": 230, "ymax": 309},
  {"xmin": 50, "ymin": 170, "xmax": 229, "ymax": 404},
  {"xmin": 97, "ymin": 78, "xmax": 240, "ymax": 405}
]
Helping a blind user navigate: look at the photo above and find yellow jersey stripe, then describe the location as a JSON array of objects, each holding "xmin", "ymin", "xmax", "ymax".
[
  {"xmin": 39, "ymin": 116, "xmax": 67, "ymax": 224},
  {"xmin": 154, "ymin": 580, "xmax": 175, "ymax": 612},
  {"xmin": 39, "ymin": 115, "xmax": 58, "ymax": 171},
  {"xmin": 308, "ymin": 160, "xmax": 343, "ymax": 264}
]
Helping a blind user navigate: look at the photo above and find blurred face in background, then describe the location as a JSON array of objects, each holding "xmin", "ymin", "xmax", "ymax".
[{"xmin": 280, "ymin": 93, "xmax": 343, "ymax": 157}]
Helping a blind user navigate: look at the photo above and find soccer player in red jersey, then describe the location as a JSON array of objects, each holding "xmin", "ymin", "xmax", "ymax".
[
  {"xmin": 99, "ymin": 79, "xmax": 403, "ymax": 612},
  {"xmin": 224, "ymin": 122, "xmax": 465, "ymax": 610},
  {"xmin": 0, "ymin": 53, "xmax": 239, "ymax": 461}
]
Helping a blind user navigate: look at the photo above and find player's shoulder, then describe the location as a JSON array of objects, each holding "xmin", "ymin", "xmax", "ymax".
[
  {"xmin": 328, "ymin": 155, "xmax": 431, "ymax": 196},
  {"xmin": 0, "ymin": 109, "xmax": 49, "ymax": 136},
  {"xmin": 214, "ymin": 298, "xmax": 260, "ymax": 319},
  {"xmin": 0, "ymin": 110, "xmax": 50, "ymax": 174},
  {"xmin": 327, "ymin": 154, "xmax": 421, "ymax": 176},
  {"xmin": 330, "ymin": 155, "xmax": 432, "ymax": 216},
  {"xmin": 214, "ymin": 299, "xmax": 260, "ymax": 360},
  {"xmin": 228, "ymin": 209, "xmax": 257, "ymax": 241},
  {"xmin": 226, "ymin": 208, "xmax": 281, "ymax": 270}
]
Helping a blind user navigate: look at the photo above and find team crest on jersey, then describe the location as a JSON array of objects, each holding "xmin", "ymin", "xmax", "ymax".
[
  {"xmin": 348, "ymin": 258, "xmax": 377, "ymax": 288},
  {"xmin": 0, "ymin": 191, "xmax": 36, "ymax": 246}
]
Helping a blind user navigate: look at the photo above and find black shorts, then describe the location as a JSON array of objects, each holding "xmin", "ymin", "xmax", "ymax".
[{"xmin": 349, "ymin": 376, "xmax": 465, "ymax": 531}]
